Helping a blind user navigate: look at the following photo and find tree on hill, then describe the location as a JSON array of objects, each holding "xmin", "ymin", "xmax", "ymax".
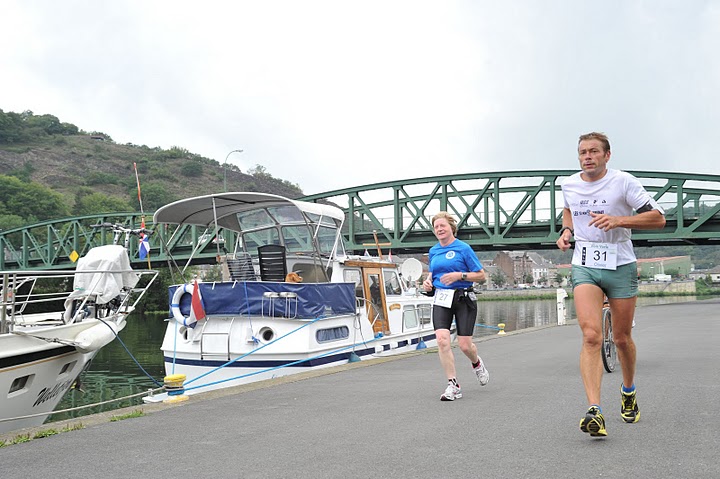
[
  {"xmin": 0, "ymin": 109, "xmax": 79, "ymax": 143},
  {"xmin": 0, "ymin": 174, "xmax": 69, "ymax": 223},
  {"xmin": 74, "ymin": 188, "xmax": 133, "ymax": 216}
]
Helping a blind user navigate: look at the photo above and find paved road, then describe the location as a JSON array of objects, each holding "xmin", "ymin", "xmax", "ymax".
[{"xmin": 2, "ymin": 298, "xmax": 718, "ymax": 479}]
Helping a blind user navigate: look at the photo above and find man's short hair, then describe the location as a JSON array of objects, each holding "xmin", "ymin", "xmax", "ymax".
[{"xmin": 578, "ymin": 132, "xmax": 611, "ymax": 152}]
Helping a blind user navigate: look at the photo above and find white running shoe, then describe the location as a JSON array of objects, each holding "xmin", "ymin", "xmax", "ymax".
[
  {"xmin": 440, "ymin": 383, "xmax": 462, "ymax": 401},
  {"xmin": 473, "ymin": 359, "xmax": 490, "ymax": 386}
]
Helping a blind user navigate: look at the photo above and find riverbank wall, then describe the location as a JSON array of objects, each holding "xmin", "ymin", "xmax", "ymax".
[{"xmin": 478, "ymin": 280, "xmax": 696, "ymax": 299}]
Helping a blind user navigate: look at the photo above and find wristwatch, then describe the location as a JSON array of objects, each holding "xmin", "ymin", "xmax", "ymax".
[
  {"xmin": 461, "ymin": 272, "xmax": 467, "ymax": 281},
  {"xmin": 559, "ymin": 226, "xmax": 574, "ymax": 237}
]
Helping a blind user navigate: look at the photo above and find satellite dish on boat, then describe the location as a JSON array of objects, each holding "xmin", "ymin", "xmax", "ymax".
[{"xmin": 401, "ymin": 258, "xmax": 424, "ymax": 282}]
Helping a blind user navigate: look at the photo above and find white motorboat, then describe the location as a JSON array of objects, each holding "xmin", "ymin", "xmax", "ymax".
[
  {"xmin": 145, "ymin": 192, "xmax": 445, "ymax": 402},
  {"xmin": 1, "ymin": 225, "xmax": 158, "ymax": 434}
]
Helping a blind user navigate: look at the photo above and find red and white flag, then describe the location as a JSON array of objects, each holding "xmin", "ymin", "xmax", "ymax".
[{"xmin": 189, "ymin": 279, "xmax": 206, "ymax": 326}]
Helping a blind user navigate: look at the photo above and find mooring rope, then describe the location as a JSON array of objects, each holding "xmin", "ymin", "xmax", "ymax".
[{"xmin": 0, "ymin": 386, "xmax": 164, "ymax": 425}]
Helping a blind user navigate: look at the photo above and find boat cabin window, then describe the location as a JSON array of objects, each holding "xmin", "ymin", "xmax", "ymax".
[
  {"xmin": 343, "ymin": 269, "xmax": 364, "ymax": 299},
  {"xmin": 305, "ymin": 212, "xmax": 337, "ymax": 227},
  {"xmin": 237, "ymin": 209, "xmax": 275, "ymax": 229},
  {"xmin": 9, "ymin": 374, "xmax": 33, "ymax": 394},
  {"xmin": 268, "ymin": 205, "xmax": 306, "ymax": 223},
  {"xmin": 316, "ymin": 326, "xmax": 350, "ymax": 343},
  {"xmin": 282, "ymin": 225, "xmax": 314, "ymax": 252},
  {"xmin": 403, "ymin": 306, "xmax": 419, "ymax": 329},
  {"xmin": 242, "ymin": 228, "xmax": 281, "ymax": 253},
  {"xmin": 383, "ymin": 268, "xmax": 402, "ymax": 296},
  {"xmin": 317, "ymin": 226, "xmax": 339, "ymax": 255},
  {"xmin": 403, "ymin": 304, "xmax": 432, "ymax": 330}
]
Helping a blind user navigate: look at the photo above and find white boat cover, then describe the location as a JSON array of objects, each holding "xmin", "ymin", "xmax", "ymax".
[
  {"xmin": 152, "ymin": 192, "xmax": 345, "ymax": 231},
  {"xmin": 69, "ymin": 245, "xmax": 139, "ymax": 304}
]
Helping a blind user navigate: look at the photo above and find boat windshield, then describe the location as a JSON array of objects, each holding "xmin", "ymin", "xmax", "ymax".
[{"xmin": 237, "ymin": 205, "xmax": 343, "ymax": 257}]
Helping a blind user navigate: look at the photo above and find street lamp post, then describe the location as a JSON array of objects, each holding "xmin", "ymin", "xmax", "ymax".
[{"xmin": 223, "ymin": 149, "xmax": 244, "ymax": 192}]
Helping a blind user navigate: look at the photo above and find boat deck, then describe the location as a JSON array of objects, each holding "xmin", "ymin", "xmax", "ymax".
[{"xmin": 2, "ymin": 298, "xmax": 718, "ymax": 479}]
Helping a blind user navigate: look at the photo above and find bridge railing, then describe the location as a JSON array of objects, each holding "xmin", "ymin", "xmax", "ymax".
[
  {"xmin": 0, "ymin": 214, "xmax": 228, "ymax": 270},
  {"xmin": 302, "ymin": 170, "xmax": 720, "ymax": 252}
]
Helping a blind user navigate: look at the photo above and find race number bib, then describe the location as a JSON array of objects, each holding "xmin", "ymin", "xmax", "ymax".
[
  {"xmin": 573, "ymin": 241, "xmax": 618, "ymax": 270},
  {"xmin": 433, "ymin": 288, "xmax": 455, "ymax": 308}
]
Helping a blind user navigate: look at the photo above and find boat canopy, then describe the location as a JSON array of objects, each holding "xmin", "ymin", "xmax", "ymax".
[{"xmin": 152, "ymin": 192, "xmax": 345, "ymax": 231}]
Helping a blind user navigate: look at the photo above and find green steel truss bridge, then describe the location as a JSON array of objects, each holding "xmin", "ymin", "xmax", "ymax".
[{"xmin": 2, "ymin": 170, "xmax": 719, "ymax": 270}]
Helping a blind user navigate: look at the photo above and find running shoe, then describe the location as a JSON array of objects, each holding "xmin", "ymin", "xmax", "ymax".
[
  {"xmin": 473, "ymin": 359, "xmax": 490, "ymax": 386},
  {"xmin": 440, "ymin": 382, "xmax": 462, "ymax": 401},
  {"xmin": 579, "ymin": 406, "xmax": 608, "ymax": 437},
  {"xmin": 621, "ymin": 388, "xmax": 640, "ymax": 423}
]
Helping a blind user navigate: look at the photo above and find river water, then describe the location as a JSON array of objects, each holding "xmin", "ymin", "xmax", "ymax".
[{"xmin": 49, "ymin": 295, "xmax": 698, "ymax": 423}]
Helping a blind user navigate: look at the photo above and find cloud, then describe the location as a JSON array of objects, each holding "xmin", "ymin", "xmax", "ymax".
[{"xmin": 2, "ymin": 0, "xmax": 719, "ymax": 195}]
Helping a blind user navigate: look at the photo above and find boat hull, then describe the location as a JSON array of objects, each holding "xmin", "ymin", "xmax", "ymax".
[
  {"xmin": 158, "ymin": 330, "xmax": 438, "ymax": 396},
  {"xmin": 0, "ymin": 341, "xmax": 97, "ymax": 434}
]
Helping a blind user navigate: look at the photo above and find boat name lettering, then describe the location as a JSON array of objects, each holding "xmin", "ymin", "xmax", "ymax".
[{"xmin": 33, "ymin": 379, "xmax": 74, "ymax": 408}]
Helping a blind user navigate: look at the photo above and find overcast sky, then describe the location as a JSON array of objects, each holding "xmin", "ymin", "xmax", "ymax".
[{"xmin": 2, "ymin": 1, "xmax": 719, "ymax": 195}]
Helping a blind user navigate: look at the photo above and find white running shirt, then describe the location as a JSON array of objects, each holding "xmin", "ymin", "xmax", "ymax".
[{"xmin": 561, "ymin": 169, "xmax": 664, "ymax": 266}]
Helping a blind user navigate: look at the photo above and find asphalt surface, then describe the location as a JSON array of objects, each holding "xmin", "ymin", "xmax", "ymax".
[{"xmin": 2, "ymin": 298, "xmax": 718, "ymax": 479}]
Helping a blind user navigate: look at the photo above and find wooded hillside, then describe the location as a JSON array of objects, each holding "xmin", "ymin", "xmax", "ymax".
[{"xmin": 0, "ymin": 109, "xmax": 303, "ymax": 225}]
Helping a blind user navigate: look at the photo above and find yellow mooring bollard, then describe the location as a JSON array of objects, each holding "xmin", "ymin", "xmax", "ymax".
[
  {"xmin": 497, "ymin": 323, "xmax": 506, "ymax": 335},
  {"xmin": 163, "ymin": 374, "xmax": 189, "ymax": 403}
]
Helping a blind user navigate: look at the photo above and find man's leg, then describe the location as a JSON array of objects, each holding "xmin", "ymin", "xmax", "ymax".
[
  {"xmin": 574, "ymin": 284, "xmax": 606, "ymax": 406},
  {"xmin": 609, "ymin": 296, "xmax": 640, "ymax": 422},
  {"xmin": 608, "ymin": 296, "xmax": 637, "ymax": 388}
]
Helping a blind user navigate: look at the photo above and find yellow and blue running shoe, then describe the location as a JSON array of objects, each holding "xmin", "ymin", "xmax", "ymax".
[
  {"xmin": 580, "ymin": 406, "xmax": 607, "ymax": 437},
  {"xmin": 621, "ymin": 388, "xmax": 640, "ymax": 423}
]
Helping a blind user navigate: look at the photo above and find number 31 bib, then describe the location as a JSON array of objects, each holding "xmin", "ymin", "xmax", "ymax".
[{"xmin": 573, "ymin": 241, "xmax": 618, "ymax": 270}]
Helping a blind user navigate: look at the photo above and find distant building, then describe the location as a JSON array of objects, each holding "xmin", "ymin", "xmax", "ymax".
[
  {"xmin": 636, "ymin": 256, "xmax": 691, "ymax": 279},
  {"xmin": 526, "ymin": 252, "xmax": 557, "ymax": 286},
  {"xmin": 689, "ymin": 265, "xmax": 720, "ymax": 283},
  {"xmin": 493, "ymin": 251, "xmax": 558, "ymax": 286},
  {"xmin": 494, "ymin": 251, "xmax": 531, "ymax": 285}
]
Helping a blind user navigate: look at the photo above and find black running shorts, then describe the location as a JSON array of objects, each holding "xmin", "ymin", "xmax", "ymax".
[{"xmin": 432, "ymin": 290, "xmax": 477, "ymax": 337}]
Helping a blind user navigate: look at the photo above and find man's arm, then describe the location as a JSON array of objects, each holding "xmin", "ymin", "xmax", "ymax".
[
  {"xmin": 588, "ymin": 209, "xmax": 665, "ymax": 232},
  {"xmin": 556, "ymin": 208, "xmax": 574, "ymax": 252}
]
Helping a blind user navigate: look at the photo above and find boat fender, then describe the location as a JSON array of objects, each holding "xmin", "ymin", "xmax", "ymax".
[
  {"xmin": 171, "ymin": 283, "xmax": 199, "ymax": 328},
  {"xmin": 74, "ymin": 322, "xmax": 119, "ymax": 353}
]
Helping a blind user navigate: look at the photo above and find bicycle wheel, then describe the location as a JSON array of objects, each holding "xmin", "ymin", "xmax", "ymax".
[{"xmin": 601, "ymin": 307, "xmax": 617, "ymax": 373}]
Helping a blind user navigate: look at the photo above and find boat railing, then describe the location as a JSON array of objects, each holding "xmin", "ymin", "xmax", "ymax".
[
  {"xmin": 261, "ymin": 291, "xmax": 298, "ymax": 318},
  {"xmin": 1, "ymin": 268, "xmax": 158, "ymax": 334}
]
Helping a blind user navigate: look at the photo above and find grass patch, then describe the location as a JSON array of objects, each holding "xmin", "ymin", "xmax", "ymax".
[
  {"xmin": 61, "ymin": 422, "xmax": 85, "ymax": 432},
  {"xmin": 110, "ymin": 409, "xmax": 145, "ymax": 422},
  {"xmin": 9, "ymin": 434, "xmax": 31, "ymax": 445},
  {"xmin": 0, "ymin": 422, "xmax": 86, "ymax": 448},
  {"xmin": 32, "ymin": 428, "xmax": 59, "ymax": 439}
]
